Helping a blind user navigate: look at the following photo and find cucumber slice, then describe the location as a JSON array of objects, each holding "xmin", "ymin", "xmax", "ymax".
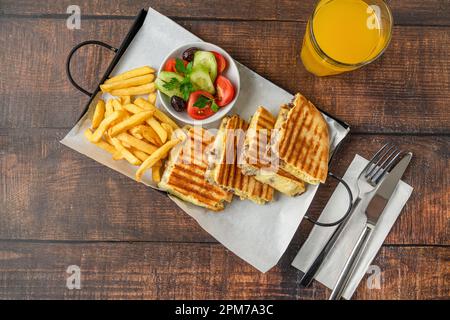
[
  {"xmin": 190, "ymin": 66, "xmax": 216, "ymax": 94},
  {"xmin": 155, "ymin": 79, "xmax": 182, "ymax": 98},
  {"xmin": 158, "ymin": 71, "xmax": 184, "ymax": 83},
  {"xmin": 155, "ymin": 71, "xmax": 184, "ymax": 98},
  {"xmin": 193, "ymin": 51, "xmax": 217, "ymax": 82}
]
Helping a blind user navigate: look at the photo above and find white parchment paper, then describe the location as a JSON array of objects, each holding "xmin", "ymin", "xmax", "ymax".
[
  {"xmin": 61, "ymin": 8, "xmax": 349, "ymax": 272},
  {"xmin": 291, "ymin": 155, "xmax": 413, "ymax": 299}
]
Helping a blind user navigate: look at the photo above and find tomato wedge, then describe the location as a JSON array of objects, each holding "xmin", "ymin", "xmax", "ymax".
[
  {"xmin": 215, "ymin": 75, "xmax": 235, "ymax": 107},
  {"xmin": 163, "ymin": 58, "xmax": 177, "ymax": 72},
  {"xmin": 212, "ymin": 51, "xmax": 227, "ymax": 74},
  {"xmin": 187, "ymin": 91, "xmax": 215, "ymax": 120},
  {"xmin": 164, "ymin": 58, "xmax": 188, "ymax": 73}
]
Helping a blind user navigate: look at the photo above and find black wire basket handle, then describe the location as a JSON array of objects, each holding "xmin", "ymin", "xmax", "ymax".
[
  {"xmin": 66, "ymin": 40, "xmax": 118, "ymax": 97},
  {"xmin": 303, "ymin": 171, "xmax": 354, "ymax": 227}
]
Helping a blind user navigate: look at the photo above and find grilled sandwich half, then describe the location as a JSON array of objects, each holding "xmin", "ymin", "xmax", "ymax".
[
  {"xmin": 271, "ymin": 93, "xmax": 329, "ymax": 184},
  {"xmin": 158, "ymin": 126, "xmax": 233, "ymax": 211},
  {"xmin": 206, "ymin": 115, "xmax": 274, "ymax": 204},
  {"xmin": 239, "ymin": 106, "xmax": 306, "ymax": 196}
]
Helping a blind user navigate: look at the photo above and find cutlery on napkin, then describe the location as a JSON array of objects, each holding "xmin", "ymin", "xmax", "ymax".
[
  {"xmin": 329, "ymin": 152, "xmax": 412, "ymax": 299},
  {"xmin": 292, "ymin": 154, "xmax": 413, "ymax": 299}
]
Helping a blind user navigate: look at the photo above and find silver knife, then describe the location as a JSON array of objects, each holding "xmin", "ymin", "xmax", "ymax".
[{"xmin": 329, "ymin": 152, "xmax": 413, "ymax": 300}]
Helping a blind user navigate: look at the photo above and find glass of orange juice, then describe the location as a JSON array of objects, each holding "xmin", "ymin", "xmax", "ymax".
[{"xmin": 301, "ymin": 0, "xmax": 393, "ymax": 76}]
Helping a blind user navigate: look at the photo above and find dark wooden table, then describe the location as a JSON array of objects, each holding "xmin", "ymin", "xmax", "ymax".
[{"xmin": 0, "ymin": 0, "xmax": 448, "ymax": 300}]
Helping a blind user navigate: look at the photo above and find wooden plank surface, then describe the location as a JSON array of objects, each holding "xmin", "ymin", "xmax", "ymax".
[
  {"xmin": 0, "ymin": 0, "xmax": 448, "ymax": 300},
  {"xmin": 0, "ymin": 18, "xmax": 449, "ymax": 133},
  {"xmin": 1, "ymin": 0, "xmax": 449, "ymax": 26},
  {"xmin": 0, "ymin": 242, "xmax": 447, "ymax": 300},
  {"xmin": 1, "ymin": 129, "xmax": 448, "ymax": 245}
]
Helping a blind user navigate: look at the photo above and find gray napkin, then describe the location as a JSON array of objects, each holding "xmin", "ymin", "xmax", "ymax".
[{"xmin": 292, "ymin": 154, "xmax": 413, "ymax": 299}]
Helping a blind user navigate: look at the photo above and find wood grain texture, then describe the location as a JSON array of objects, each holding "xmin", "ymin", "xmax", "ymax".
[
  {"xmin": 1, "ymin": 0, "xmax": 449, "ymax": 26},
  {"xmin": 1, "ymin": 128, "xmax": 448, "ymax": 245},
  {"xmin": 0, "ymin": 242, "xmax": 447, "ymax": 299},
  {"xmin": 0, "ymin": 18, "xmax": 449, "ymax": 133},
  {"xmin": 0, "ymin": 0, "xmax": 448, "ymax": 300}
]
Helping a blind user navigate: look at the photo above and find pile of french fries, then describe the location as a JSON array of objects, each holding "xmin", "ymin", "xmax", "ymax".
[{"xmin": 85, "ymin": 66, "xmax": 183, "ymax": 183}]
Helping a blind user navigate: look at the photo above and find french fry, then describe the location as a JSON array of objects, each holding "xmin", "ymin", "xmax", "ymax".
[
  {"xmin": 104, "ymin": 66, "xmax": 155, "ymax": 84},
  {"xmin": 136, "ymin": 139, "xmax": 181, "ymax": 182},
  {"xmin": 147, "ymin": 117, "xmax": 167, "ymax": 144},
  {"xmin": 129, "ymin": 126, "xmax": 143, "ymax": 139},
  {"xmin": 140, "ymin": 125, "xmax": 161, "ymax": 146},
  {"xmin": 129, "ymin": 149, "xmax": 164, "ymax": 166},
  {"xmin": 109, "ymin": 137, "xmax": 142, "ymax": 166},
  {"xmin": 133, "ymin": 98, "xmax": 153, "ymax": 109},
  {"xmin": 104, "ymin": 134, "xmax": 123, "ymax": 160},
  {"xmin": 111, "ymin": 100, "xmax": 130, "ymax": 126},
  {"xmin": 109, "ymin": 110, "xmax": 154, "ymax": 137},
  {"xmin": 83, "ymin": 65, "xmax": 183, "ymax": 174},
  {"xmin": 148, "ymin": 93, "xmax": 157, "ymax": 105},
  {"xmin": 100, "ymin": 74, "xmax": 155, "ymax": 93},
  {"xmin": 91, "ymin": 100, "xmax": 105, "ymax": 129},
  {"xmin": 105, "ymin": 99, "xmax": 114, "ymax": 117},
  {"xmin": 116, "ymin": 132, "xmax": 158, "ymax": 155},
  {"xmin": 161, "ymin": 123, "xmax": 173, "ymax": 139},
  {"xmin": 152, "ymin": 165, "xmax": 161, "ymax": 183},
  {"xmin": 110, "ymin": 83, "xmax": 155, "ymax": 96},
  {"xmin": 84, "ymin": 129, "xmax": 116, "ymax": 154},
  {"xmin": 157, "ymin": 112, "xmax": 179, "ymax": 130},
  {"xmin": 122, "ymin": 103, "xmax": 144, "ymax": 114},
  {"xmin": 121, "ymin": 96, "xmax": 131, "ymax": 105},
  {"xmin": 121, "ymin": 141, "xmax": 132, "ymax": 148},
  {"xmin": 131, "ymin": 148, "xmax": 150, "ymax": 162},
  {"xmin": 112, "ymin": 99, "xmax": 124, "ymax": 112},
  {"xmin": 90, "ymin": 110, "xmax": 126, "ymax": 142},
  {"xmin": 134, "ymin": 98, "xmax": 179, "ymax": 130},
  {"xmin": 121, "ymin": 103, "xmax": 166, "ymax": 143},
  {"xmin": 112, "ymin": 152, "xmax": 123, "ymax": 160}
]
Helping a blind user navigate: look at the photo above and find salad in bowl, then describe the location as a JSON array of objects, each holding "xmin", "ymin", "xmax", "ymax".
[{"xmin": 156, "ymin": 42, "xmax": 240, "ymax": 124}]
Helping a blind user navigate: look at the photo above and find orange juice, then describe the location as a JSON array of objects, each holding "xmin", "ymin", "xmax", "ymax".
[{"xmin": 301, "ymin": 0, "xmax": 392, "ymax": 76}]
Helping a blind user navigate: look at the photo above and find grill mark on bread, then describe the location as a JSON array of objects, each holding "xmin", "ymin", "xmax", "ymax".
[
  {"xmin": 248, "ymin": 109, "xmax": 274, "ymax": 167},
  {"xmin": 284, "ymin": 105, "xmax": 305, "ymax": 164},
  {"xmin": 159, "ymin": 126, "xmax": 232, "ymax": 211},
  {"xmin": 293, "ymin": 111, "xmax": 313, "ymax": 167},
  {"xmin": 272, "ymin": 94, "xmax": 329, "ymax": 184},
  {"xmin": 279, "ymin": 104, "xmax": 296, "ymax": 156},
  {"xmin": 303, "ymin": 118, "xmax": 322, "ymax": 176},
  {"xmin": 210, "ymin": 115, "xmax": 273, "ymax": 203},
  {"xmin": 283, "ymin": 100, "xmax": 304, "ymax": 160},
  {"xmin": 293, "ymin": 106, "xmax": 313, "ymax": 169},
  {"xmin": 246, "ymin": 107, "xmax": 303, "ymax": 183},
  {"xmin": 239, "ymin": 106, "xmax": 307, "ymax": 196},
  {"xmin": 258, "ymin": 115, "xmax": 275, "ymax": 129},
  {"xmin": 169, "ymin": 174, "xmax": 227, "ymax": 204},
  {"xmin": 304, "ymin": 122, "xmax": 320, "ymax": 173}
]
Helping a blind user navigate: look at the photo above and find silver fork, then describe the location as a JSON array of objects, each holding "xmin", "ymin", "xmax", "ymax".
[
  {"xmin": 299, "ymin": 143, "xmax": 401, "ymax": 287},
  {"xmin": 353, "ymin": 143, "xmax": 402, "ymax": 206}
]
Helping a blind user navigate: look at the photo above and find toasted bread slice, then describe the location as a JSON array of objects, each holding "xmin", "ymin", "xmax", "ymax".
[
  {"xmin": 158, "ymin": 126, "xmax": 232, "ymax": 211},
  {"xmin": 207, "ymin": 115, "xmax": 274, "ymax": 204},
  {"xmin": 272, "ymin": 93, "xmax": 329, "ymax": 184},
  {"xmin": 239, "ymin": 106, "xmax": 306, "ymax": 196}
]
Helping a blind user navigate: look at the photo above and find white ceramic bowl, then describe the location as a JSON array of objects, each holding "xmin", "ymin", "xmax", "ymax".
[{"xmin": 157, "ymin": 42, "xmax": 240, "ymax": 125}]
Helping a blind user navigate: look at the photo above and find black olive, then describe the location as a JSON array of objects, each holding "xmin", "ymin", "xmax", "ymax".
[
  {"xmin": 171, "ymin": 96, "xmax": 186, "ymax": 112},
  {"xmin": 182, "ymin": 47, "xmax": 198, "ymax": 62}
]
